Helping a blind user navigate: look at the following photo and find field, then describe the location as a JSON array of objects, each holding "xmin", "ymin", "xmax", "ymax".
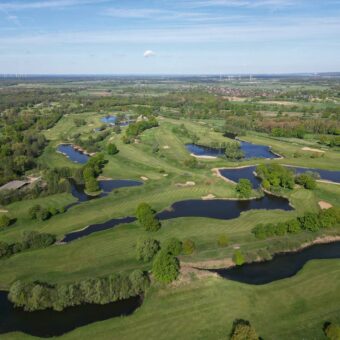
[{"xmin": 0, "ymin": 76, "xmax": 339, "ymax": 339}]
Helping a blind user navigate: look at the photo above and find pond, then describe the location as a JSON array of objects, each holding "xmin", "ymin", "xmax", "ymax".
[
  {"xmin": 62, "ymin": 193, "xmax": 292, "ymax": 243},
  {"xmin": 219, "ymin": 165, "xmax": 340, "ymax": 187},
  {"xmin": 0, "ymin": 291, "xmax": 141, "ymax": 338},
  {"xmin": 101, "ymin": 115, "xmax": 117, "ymax": 124},
  {"xmin": 57, "ymin": 144, "xmax": 89, "ymax": 164},
  {"xmin": 210, "ymin": 241, "xmax": 340, "ymax": 285},
  {"xmin": 186, "ymin": 142, "xmax": 279, "ymax": 160},
  {"xmin": 156, "ymin": 194, "xmax": 292, "ymax": 220},
  {"xmin": 65, "ymin": 179, "xmax": 143, "ymax": 211}
]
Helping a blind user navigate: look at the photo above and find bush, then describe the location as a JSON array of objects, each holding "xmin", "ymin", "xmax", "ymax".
[
  {"xmin": 107, "ymin": 143, "xmax": 119, "ymax": 155},
  {"xmin": 230, "ymin": 319, "xmax": 259, "ymax": 340},
  {"xmin": 295, "ymin": 173, "xmax": 316, "ymax": 189},
  {"xmin": 136, "ymin": 203, "xmax": 161, "ymax": 232},
  {"xmin": 233, "ymin": 250, "xmax": 245, "ymax": 266},
  {"xmin": 286, "ymin": 219, "xmax": 301, "ymax": 233},
  {"xmin": 217, "ymin": 234, "xmax": 229, "ymax": 247},
  {"xmin": 152, "ymin": 251, "xmax": 180, "ymax": 283},
  {"xmin": 29, "ymin": 205, "xmax": 42, "ymax": 219},
  {"xmin": 0, "ymin": 214, "xmax": 11, "ymax": 228},
  {"xmin": 163, "ymin": 238, "xmax": 182, "ymax": 256},
  {"xmin": 235, "ymin": 179, "xmax": 252, "ymax": 198},
  {"xmin": 135, "ymin": 238, "xmax": 160, "ymax": 262},
  {"xmin": 22, "ymin": 231, "xmax": 56, "ymax": 249},
  {"xmin": 225, "ymin": 142, "xmax": 244, "ymax": 160},
  {"xmin": 182, "ymin": 239, "xmax": 196, "ymax": 255},
  {"xmin": 299, "ymin": 212, "xmax": 320, "ymax": 232}
]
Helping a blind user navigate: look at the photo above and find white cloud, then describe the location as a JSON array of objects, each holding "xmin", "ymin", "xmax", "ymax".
[
  {"xmin": 0, "ymin": 0, "xmax": 108, "ymax": 11},
  {"xmin": 144, "ymin": 50, "xmax": 156, "ymax": 58}
]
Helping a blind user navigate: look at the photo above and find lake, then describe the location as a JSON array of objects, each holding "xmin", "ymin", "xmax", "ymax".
[
  {"xmin": 186, "ymin": 142, "xmax": 279, "ymax": 159},
  {"xmin": 62, "ymin": 193, "xmax": 292, "ymax": 243},
  {"xmin": 0, "ymin": 292, "xmax": 141, "ymax": 338},
  {"xmin": 57, "ymin": 144, "xmax": 89, "ymax": 164},
  {"xmin": 219, "ymin": 165, "xmax": 340, "ymax": 186},
  {"xmin": 65, "ymin": 179, "xmax": 143, "ymax": 211},
  {"xmin": 210, "ymin": 241, "xmax": 340, "ymax": 284}
]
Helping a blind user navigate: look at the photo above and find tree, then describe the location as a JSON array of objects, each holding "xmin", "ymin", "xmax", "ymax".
[
  {"xmin": 136, "ymin": 203, "xmax": 160, "ymax": 232},
  {"xmin": 182, "ymin": 239, "xmax": 196, "ymax": 255},
  {"xmin": 163, "ymin": 238, "xmax": 182, "ymax": 256},
  {"xmin": 230, "ymin": 319, "xmax": 259, "ymax": 340},
  {"xmin": 217, "ymin": 234, "xmax": 229, "ymax": 247},
  {"xmin": 107, "ymin": 143, "xmax": 119, "ymax": 155},
  {"xmin": 225, "ymin": 142, "xmax": 244, "ymax": 160},
  {"xmin": 0, "ymin": 214, "xmax": 11, "ymax": 228},
  {"xmin": 233, "ymin": 250, "xmax": 245, "ymax": 266},
  {"xmin": 135, "ymin": 238, "xmax": 160, "ymax": 262},
  {"xmin": 235, "ymin": 179, "xmax": 252, "ymax": 198},
  {"xmin": 152, "ymin": 251, "xmax": 180, "ymax": 283}
]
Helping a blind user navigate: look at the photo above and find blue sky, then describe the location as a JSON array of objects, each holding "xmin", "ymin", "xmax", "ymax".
[{"xmin": 0, "ymin": 0, "xmax": 339, "ymax": 74}]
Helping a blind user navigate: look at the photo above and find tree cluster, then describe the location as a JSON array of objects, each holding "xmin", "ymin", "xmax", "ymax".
[
  {"xmin": 252, "ymin": 208, "xmax": 340, "ymax": 240},
  {"xmin": 9, "ymin": 269, "xmax": 149, "ymax": 312},
  {"xmin": 0, "ymin": 231, "xmax": 56, "ymax": 259}
]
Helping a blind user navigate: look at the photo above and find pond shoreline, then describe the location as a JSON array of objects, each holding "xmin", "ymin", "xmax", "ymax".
[{"xmin": 182, "ymin": 235, "xmax": 340, "ymax": 271}]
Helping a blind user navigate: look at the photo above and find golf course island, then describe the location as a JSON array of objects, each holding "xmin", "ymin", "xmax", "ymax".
[{"xmin": 0, "ymin": 75, "xmax": 339, "ymax": 339}]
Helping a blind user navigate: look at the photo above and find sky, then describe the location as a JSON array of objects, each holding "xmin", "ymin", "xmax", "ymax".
[{"xmin": 0, "ymin": 0, "xmax": 340, "ymax": 74}]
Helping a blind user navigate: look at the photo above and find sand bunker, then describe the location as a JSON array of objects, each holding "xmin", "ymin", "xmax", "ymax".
[
  {"xmin": 176, "ymin": 181, "xmax": 196, "ymax": 187},
  {"xmin": 201, "ymin": 194, "xmax": 216, "ymax": 200},
  {"xmin": 140, "ymin": 176, "xmax": 149, "ymax": 181},
  {"xmin": 318, "ymin": 201, "xmax": 333, "ymax": 210},
  {"xmin": 302, "ymin": 147, "xmax": 325, "ymax": 153}
]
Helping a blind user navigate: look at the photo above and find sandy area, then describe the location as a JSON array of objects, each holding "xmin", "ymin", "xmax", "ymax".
[
  {"xmin": 140, "ymin": 176, "xmax": 149, "ymax": 181},
  {"xmin": 201, "ymin": 194, "xmax": 216, "ymax": 200},
  {"xmin": 318, "ymin": 201, "xmax": 333, "ymax": 209},
  {"xmin": 176, "ymin": 181, "xmax": 196, "ymax": 187},
  {"xmin": 302, "ymin": 147, "xmax": 325, "ymax": 153},
  {"xmin": 163, "ymin": 145, "xmax": 170, "ymax": 149},
  {"xmin": 190, "ymin": 153, "xmax": 217, "ymax": 160}
]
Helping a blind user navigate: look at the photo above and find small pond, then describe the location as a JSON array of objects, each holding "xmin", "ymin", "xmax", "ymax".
[
  {"xmin": 210, "ymin": 241, "xmax": 340, "ymax": 285},
  {"xmin": 186, "ymin": 142, "xmax": 279, "ymax": 160},
  {"xmin": 0, "ymin": 292, "xmax": 141, "ymax": 338},
  {"xmin": 57, "ymin": 144, "xmax": 89, "ymax": 164},
  {"xmin": 219, "ymin": 165, "xmax": 340, "ymax": 186},
  {"xmin": 65, "ymin": 179, "xmax": 143, "ymax": 211},
  {"xmin": 101, "ymin": 115, "xmax": 117, "ymax": 124}
]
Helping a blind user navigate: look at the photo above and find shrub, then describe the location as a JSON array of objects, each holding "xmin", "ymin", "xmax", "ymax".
[
  {"xmin": 235, "ymin": 179, "xmax": 252, "ymax": 198},
  {"xmin": 136, "ymin": 203, "xmax": 161, "ymax": 232},
  {"xmin": 230, "ymin": 319, "xmax": 259, "ymax": 340},
  {"xmin": 182, "ymin": 239, "xmax": 196, "ymax": 255},
  {"xmin": 299, "ymin": 212, "xmax": 320, "ymax": 232},
  {"xmin": 286, "ymin": 219, "xmax": 301, "ymax": 233},
  {"xmin": 22, "ymin": 231, "xmax": 56, "ymax": 249},
  {"xmin": 217, "ymin": 234, "xmax": 229, "ymax": 247},
  {"xmin": 225, "ymin": 142, "xmax": 244, "ymax": 160},
  {"xmin": 152, "ymin": 251, "xmax": 180, "ymax": 283},
  {"xmin": 163, "ymin": 238, "xmax": 182, "ymax": 256},
  {"xmin": 135, "ymin": 238, "xmax": 160, "ymax": 262},
  {"xmin": 257, "ymin": 248, "xmax": 272, "ymax": 261},
  {"xmin": 233, "ymin": 250, "xmax": 245, "ymax": 266},
  {"xmin": 295, "ymin": 173, "xmax": 316, "ymax": 189},
  {"xmin": 29, "ymin": 205, "xmax": 41, "ymax": 219},
  {"xmin": 107, "ymin": 143, "xmax": 119, "ymax": 155},
  {"xmin": 0, "ymin": 214, "xmax": 11, "ymax": 228}
]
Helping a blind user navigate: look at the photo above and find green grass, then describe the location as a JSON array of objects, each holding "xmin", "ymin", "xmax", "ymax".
[
  {"xmin": 0, "ymin": 111, "xmax": 339, "ymax": 340},
  {"xmin": 3, "ymin": 260, "xmax": 340, "ymax": 339}
]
